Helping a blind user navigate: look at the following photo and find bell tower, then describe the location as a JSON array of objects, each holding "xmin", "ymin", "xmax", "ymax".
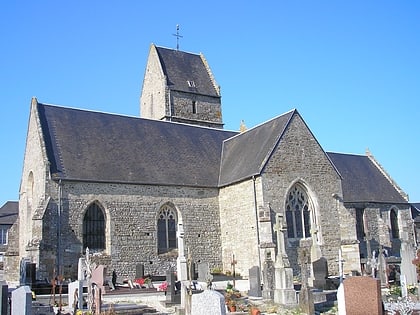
[{"xmin": 140, "ymin": 44, "xmax": 223, "ymax": 129}]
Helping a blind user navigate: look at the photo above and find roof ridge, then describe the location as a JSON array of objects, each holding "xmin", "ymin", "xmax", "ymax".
[{"xmin": 365, "ymin": 148, "xmax": 409, "ymax": 201}]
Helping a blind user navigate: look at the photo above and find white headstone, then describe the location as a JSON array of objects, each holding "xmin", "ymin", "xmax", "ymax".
[
  {"xmin": 401, "ymin": 274, "xmax": 408, "ymax": 298},
  {"xmin": 11, "ymin": 286, "xmax": 32, "ymax": 315},
  {"xmin": 400, "ymin": 241, "xmax": 417, "ymax": 285},
  {"xmin": 337, "ymin": 282, "xmax": 346, "ymax": 315},
  {"xmin": 68, "ymin": 280, "xmax": 84, "ymax": 311},
  {"xmin": 191, "ymin": 290, "xmax": 226, "ymax": 315},
  {"xmin": 78, "ymin": 257, "xmax": 86, "ymax": 280}
]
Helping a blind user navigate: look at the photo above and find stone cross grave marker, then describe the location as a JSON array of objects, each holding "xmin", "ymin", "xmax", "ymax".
[
  {"xmin": 262, "ymin": 250, "xmax": 275, "ymax": 300},
  {"xmin": 378, "ymin": 246, "xmax": 388, "ymax": 286},
  {"xmin": 83, "ymin": 247, "xmax": 97, "ymax": 313},
  {"xmin": 298, "ymin": 247, "xmax": 314, "ymax": 315},
  {"xmin": 273, "ymin": 213, "xmax": 289, "ymax": 267},
  {"xmin": 273, "ymin": 213, "xmax": 296, "ymax": 306}
]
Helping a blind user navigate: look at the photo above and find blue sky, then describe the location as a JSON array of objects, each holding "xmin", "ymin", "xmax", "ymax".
[{"xmin": 1, "ymin": 1, "xmax": 419, "ymax": 206}]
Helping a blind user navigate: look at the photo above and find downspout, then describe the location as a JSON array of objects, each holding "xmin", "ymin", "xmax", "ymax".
[
  {"xmin": 57, "ymin": 179, "xmax": 62, "ymax": 276},
  {"xmin": 252, "ymin": 176, "xmax": 262, "ymax": 276}
]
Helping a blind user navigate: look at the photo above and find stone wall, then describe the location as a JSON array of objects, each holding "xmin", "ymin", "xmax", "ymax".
[
  {"xmin": 37, "ymin": 181, "xmax": 223, "ymax": 281},
  {"xmin": 219, "ymin": 178, "xmax": 261, "ymax": 277},
  {"xmin": 140, "ymin": 44, "xmax": 167, "ymax": 120},
  {"xmin": 169, "ymin": 90, "xmax": 222, "ymax": 128},
  {"xmin": 261, "ymin": 113, "xmax": 345, "ymax": 275}
]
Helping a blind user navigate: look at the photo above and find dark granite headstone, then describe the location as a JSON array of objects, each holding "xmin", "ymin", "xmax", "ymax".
[
  {"xmin": 248, "ymin": 266, "xmax": 262, "ymax": 297},
  {"xmin": 313, "ymin": 257, "xmax": 328, "ymax": 289},
  {"xmin": 25, "ymin": 262, "xmax": 36, "ymax": 286},
  {"xmin": 0, "ymin": 281, "xmax": 8, "ymax": 315},
  {"xmin": 136, "ymin": 264, "xmax": 144, "ymax": 279},
  {"xmin": 166, "ymin": 269, "xmax": 180, "ymax": 305}
]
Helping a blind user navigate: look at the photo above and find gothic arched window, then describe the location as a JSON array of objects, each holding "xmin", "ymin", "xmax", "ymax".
[
  {"xmin": 83, "ymin": 202, "xmax": 105, "ymax": 252},
  {"xmin": 390, "ymin": 209, "xmax": 399, "ymax": 239},
  {"xmin": 285, "ymin": 184, "xmax": 312, "ymax": 239},
  {"xmin": 157, "ymin": 205, "xmax": 177, "ymax": 254}
]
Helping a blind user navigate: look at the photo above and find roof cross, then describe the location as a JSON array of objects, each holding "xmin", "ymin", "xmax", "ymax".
[{"xmin": 172, "ymin": 24, "xmax": 183, "ymax": 51}]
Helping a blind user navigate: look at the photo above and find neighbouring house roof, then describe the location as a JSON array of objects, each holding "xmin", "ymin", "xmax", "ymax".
[
  {"xmin": 327, "ymin": 152, "xmax": 407, "ymax": 204},
  {"xmin": 155, "ymin": 46, "xmax": 220, "ymax": 97},
  {"xmin": 411, "ymin": 203, "xmax": 420, "ymax": 223},
  {"xmin": 37, "ymin": 102, "xmax": 237, "ymax": 187},
  {"xmin": 0, "ymin": 201, "xmax": 18, "ymax": 225}
]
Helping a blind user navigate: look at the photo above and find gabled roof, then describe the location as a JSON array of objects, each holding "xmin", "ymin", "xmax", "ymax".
[
  {"xmin": 0, "ymin": 201, "xmax": 18, "ymax": 225},
  {"xmin": 37, "ymin": 102, "xmax": 237, "ymax": 187},
  {"xmin": 411, "ymin": 203, "xmax": 420, "ymax": 223},
  {"xmin": 155, "ymin": 46, "xmax": 220, "ymax": 97},
  {"xmin": 219, "ymin": 110, "xmax": 295, "ymax": 186},
  {"xmin": 327, "ymin": 152, "xmax": 407, "ymax": 204}
]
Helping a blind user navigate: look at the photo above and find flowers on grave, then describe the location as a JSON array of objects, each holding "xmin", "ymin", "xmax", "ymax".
[
  {"xmin": 158, "ymin": 281, "xmax": 168, "ymax": 291},
  {"xmin": 407, "ymin": 284, "xmax": 417, "ymax": 295},
  {"xmin": 134, "ymin": 277, "xmax": 152, "ymax": 287}
]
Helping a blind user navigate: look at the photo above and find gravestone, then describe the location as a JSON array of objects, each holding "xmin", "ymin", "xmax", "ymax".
[
  {"xmin": 78, "ymin": 257, "xmax": 86, "ymax": 280},
  {"xmin": 248, "ymin": 266, "xmax": 262, "ymax": 297},
  {"xmin": 68, "ymin": 280, "xmax": 84, "ymax": 312},
  {"xmin": 273, "ymin": 213, "xmax": 297, "ymax": 306},
  {"xmin": 11, "ymin": 286, "xmax": 32, "ymax": 315},
  {"xmin": 401, "ymin": 274, "xmax": 408, "ymax": 298},
  {"xmin": 0, "ymin": 281, "xmax": 8, "ymax": 315},
  {"xmin": 19, "ymin": 259, "xmax": 35, "ymax": 286},
  {"xmin": 400, "ymin": 241, "xmax": 417, "ymax": 285},
  {"xmin": 165, "ymin": 269, "xmax": 180, "ymax": 305},
  {"xmin": 262, "ymin": 250, "xmax": 275, "ymax": 300},
  {"xmin": 93, "ymin": 285, "xmax": 102, "ymax": 314},
  {"xmin": 377, "ymin": 247, "xmax": 388, "ymax": 287},
  {"xmin": 92, "ymin": 265, "xmax": 106, "ymax": 293},
  {"xmin": 343, "ymin": 276, "xmax": 383, "ymax": 315},
  {"xmin": 337, "ymin": 282, "xmax": 346, "ymax": 315},
  {"xmin": 298, "ymin": 247, "xmax": 314, "ymax": 315},
  {"xmin": 136, "ymin": 264, "xmax": 144, "ymax": 279},
  {"xmin": 313, "ymin": 257, "xmax": 328, "ymax": 290},
  {"xmin": 191, "ymin": 290, "xmax": 226, "ymax": 315},
  {"xmin": 197, "ymin": 262, "xmax": 210, "ymax": 283}
]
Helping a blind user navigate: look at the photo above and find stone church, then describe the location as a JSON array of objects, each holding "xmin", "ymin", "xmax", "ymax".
[{"xmin": 5, "ymin": 44, "xmax": 416, "ymax": 286}]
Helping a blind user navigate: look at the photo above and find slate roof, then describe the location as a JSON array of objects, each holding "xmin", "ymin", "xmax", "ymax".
[
  {"xmin": 327, "ymin": 152, "xmax": 407, "ymax": 203},
  {"xmin": 35, "ymin": 102, "xmax": 409, "ymax": 204},
  {"xmin": 0, "ymin": 201, "xmax": 18, "ymax": 225},
  {"xmin": 37, "ymin": 103, "xmax": 237, "ymax": 187},
  {"xmin": 219, "ymin": 110, "xmax": 295, "ymax": 186},
  {"xmin": 412, "ymin": 203, "xmax": 420, "ymax": 223},
  {"xmin": 155, "ymin": 46, "xmax": 219, "ymax": 97}
]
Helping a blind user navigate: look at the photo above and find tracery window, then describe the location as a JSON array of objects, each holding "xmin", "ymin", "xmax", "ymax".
[
  {"xmin": 390, "ymin": 209, "xmax": 399, "ymax": 239},
  {"xmin": 157, "ymin": 205, "xmax": 177, "ymax": 254},
  {"xmin": 285, "ymin": 184, "xmax": 312, "ymax": 239},
  {"xmin": 83, "ymin": 202, "xmax": 105, "ymax": 252}
]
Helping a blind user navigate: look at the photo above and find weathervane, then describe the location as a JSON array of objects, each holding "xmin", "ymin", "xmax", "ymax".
[{"xmin": 172, "ymin": 24, "xmax": 183, "ymax": 51}]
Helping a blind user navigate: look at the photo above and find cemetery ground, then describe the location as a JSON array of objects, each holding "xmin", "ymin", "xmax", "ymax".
[
  {"xmin": 6, "ymin": 264, "xmax": 420, "ymax": 314},
  {"xmin": 13, "ymin": 276, "xmax": 420, "ymax": 315}
]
